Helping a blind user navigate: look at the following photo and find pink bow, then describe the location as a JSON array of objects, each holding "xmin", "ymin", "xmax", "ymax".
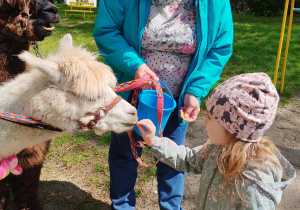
[{"xmin": 0, "ymin": 155, "xmax": 23, "ymax": 180}]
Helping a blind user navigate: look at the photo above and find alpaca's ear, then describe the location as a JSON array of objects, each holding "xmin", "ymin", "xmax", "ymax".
[
  {"xmin": 59, "ymin": 33, "xmax": 73, "ymax": 52},
  {"xmin": 18, "ymin": 51, "xmax": 60, "ymax": 82}
]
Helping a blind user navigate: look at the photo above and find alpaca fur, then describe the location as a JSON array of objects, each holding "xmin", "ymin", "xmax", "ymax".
[
  {"xmin": 0, "ymin": 34, "xmax": 137, "ymax": 209},
  {"xmin": 0, "ymin": 0, "xmax": 61, "ymax": 208},
  {"xmin": 0, "ymin": 33, "xmax": 137, "ymax": 160}
]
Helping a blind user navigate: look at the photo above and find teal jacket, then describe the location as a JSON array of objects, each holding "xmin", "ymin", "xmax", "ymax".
[{"xmin": 93, "ymin": 0, "xmax": 233, "ymax": 114}]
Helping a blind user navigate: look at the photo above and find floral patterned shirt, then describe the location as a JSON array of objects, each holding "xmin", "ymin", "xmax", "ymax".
[
  {"xmin": 141, "ymin": 0, "xmax": 197, "ymax": 97},
  {"xmin": 150, "ymin": 137, "xmax": 296, "ymax": 209}
]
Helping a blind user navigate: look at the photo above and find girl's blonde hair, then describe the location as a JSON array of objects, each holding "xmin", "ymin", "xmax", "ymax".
[{"xmin": 203, "ymin": 135, "xmax": 281, "ymax": 201}]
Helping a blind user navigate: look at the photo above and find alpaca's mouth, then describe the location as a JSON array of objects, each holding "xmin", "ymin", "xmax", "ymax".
[
  {"xmin": 44, "ymin": 23, "xmax": 55, "ymax": 31},
  {"xmin": 122, "ymin": 123, "xmax": 136, "ymax": 127}
]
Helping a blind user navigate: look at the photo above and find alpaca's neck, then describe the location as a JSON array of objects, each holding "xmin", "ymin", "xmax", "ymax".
[
  {"xmin": 0, "ymin": 69, "xmax": 63, "ymax": 159},
  {"xmin": 0, "ymin": 36, "xmax": 29, "ymax": 83},
  {"xmin": 0, "ymin": 69, "xmax": 48, "ymax": 113}
]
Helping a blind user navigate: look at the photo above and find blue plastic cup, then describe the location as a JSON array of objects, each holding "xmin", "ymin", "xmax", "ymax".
[{"xmin": 134, "ymin": 81, "xmax": 176, "ymax": 136}]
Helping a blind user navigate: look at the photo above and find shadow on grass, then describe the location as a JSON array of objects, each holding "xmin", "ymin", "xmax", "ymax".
[{"xmin": 39, "ymin": 180, "xmax": 110, "ymax": 210}]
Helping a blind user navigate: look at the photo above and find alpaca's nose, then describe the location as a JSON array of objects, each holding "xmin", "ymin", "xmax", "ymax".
[
  {"xmin": 43, "ymin": 3, "xmax": 58, "ymax": 14},
  {"xmin": 129, "ymin": 110, "xmax": 137, "ymax": 116},
  {"xmin": 127, "ymin": 108, "xmax": 138, "ymax": 118}
]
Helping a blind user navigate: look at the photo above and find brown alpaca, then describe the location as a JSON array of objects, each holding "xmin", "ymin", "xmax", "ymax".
[{"xmin": 0, "ymin": 0, "xmax": 60, "ymax": 209}]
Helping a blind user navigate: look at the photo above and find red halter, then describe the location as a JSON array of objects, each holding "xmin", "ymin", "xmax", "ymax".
[
  {"xmin": 77, "ymin": 74, "xmax": 160, "ymax": 132},
  {"xmin": 76, "ymin": 96, "xmax": 122, "ymax": 129}
]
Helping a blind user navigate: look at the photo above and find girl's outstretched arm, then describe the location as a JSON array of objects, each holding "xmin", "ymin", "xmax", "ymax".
[{"xmin": 137, "ymin": 119, "xmax": 206, "ymax": 174}]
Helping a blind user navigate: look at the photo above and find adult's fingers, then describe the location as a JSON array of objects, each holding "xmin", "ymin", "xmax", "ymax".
[
  {"xmin": 181, "ymin": 107, "xmax": 195, "ymax": 122},
  {"xmin": 139, "ymin": 83, "xmax": 153, "ymax": 90},
  {"xmin": 135, "ymin": 64, "xmax": 159, "ymax": 81},
  {"xmin": 188, "ymin": 107, "xmax": 200, "ymax": 122},
  {"xmin": 146, "ymin": 70, "xmax": 159, "ymax": 81}
]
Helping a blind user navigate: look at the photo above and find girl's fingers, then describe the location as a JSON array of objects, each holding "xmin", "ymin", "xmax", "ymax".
[
  {"xmin": 136, "ymin": 125, "xmax": 147, "ymax": 134},
  {"xmin": 137, "ymin": 119, "xmax": 152, "ymax": 128},
  {"xmin": 136, "ymin": 120, "xmax": 155, "ymax": 132},
  {"xmin": 136, "ymin": 120, "xmax": 156, "ymax": 146}
]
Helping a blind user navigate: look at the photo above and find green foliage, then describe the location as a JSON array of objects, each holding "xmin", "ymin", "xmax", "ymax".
[
  {"xmin": 96, "ymin": 132, "xmax": 111, "ymax": 145},
  {"xmin": 72, "ymin": 132, "xmax": 96, "ymax": 146},
  {"xmin": 245, "ymin": 0, "xmax": 285, "ymax": 16},
  {"xmin": 147, "ymin": 166, "xmax": 157, "ymax": 177},
  {"xmin": 92, "ymin": 149, "xmax": 109, "ymax": 156},
  {"xmin": 230, "ymin": 0, "xmax": 248, "ymax": 14},
  {"xmin": 50, "ymin": 134, "xmax": 72, "ymax": 148},
  {"xmin": 94, "ymin": 163, "xmax": 106, "ymax": 173},
  {"xmin": 139, "ymin": 165, "xmax": 157, "ymax": 182},
  {"xmin": 52, "ymin": 131, "xmax": 110, "ymax": 147},
  {"xmin": 134, "ymin": 189, "xmax": 142, "ymax": 198},
  {"xmin": 231, "ymin": 0, "xmax": 300, "ymax": 16},
  {"xmin": 61, "ymin": 150, "xmax": 91, "ymax": 165}
]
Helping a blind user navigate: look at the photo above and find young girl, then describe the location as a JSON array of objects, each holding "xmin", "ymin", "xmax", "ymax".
[{"xmin": 136, "ymin": 72, "xmax": 296, "ymax": 209}]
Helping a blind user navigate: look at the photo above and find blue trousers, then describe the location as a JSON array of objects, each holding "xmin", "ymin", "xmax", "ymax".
[{"xmin": 109, "ymin": 99, "xmax": 188, "ymax": 210}]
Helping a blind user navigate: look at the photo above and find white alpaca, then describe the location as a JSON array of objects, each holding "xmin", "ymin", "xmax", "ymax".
[{"xmin": 0, "ymin": 34, "xmax": 137, "ymax": 160}]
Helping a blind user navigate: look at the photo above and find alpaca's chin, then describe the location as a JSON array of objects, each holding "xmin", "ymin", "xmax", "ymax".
[
  {"xmin": 94, "ymin": 129, "xmax": 106, "ymax": 136},
  {"xmin": 93, "ymin": 123, "xmax": 135, "ymax": 136}
]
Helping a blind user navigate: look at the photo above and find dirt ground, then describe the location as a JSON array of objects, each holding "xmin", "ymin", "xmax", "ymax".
[{"xmin": 39, "ymin": 96, "xmax": 300, "ymax": 210}]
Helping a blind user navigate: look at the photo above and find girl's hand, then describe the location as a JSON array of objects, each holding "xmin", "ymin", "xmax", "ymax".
[
  {"xmin": 135, "ymin": 64, "xmax": 159, "ymax": 89},
  {"xmin": 180, "ymin": 93, "xmax": 200, "ymax": 122},
  {"xmin": 136, "ymin": 119, "xmax": 156, "ymax": 147}
]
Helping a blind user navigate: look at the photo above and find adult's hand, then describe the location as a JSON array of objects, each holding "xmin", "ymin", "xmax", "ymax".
[
  {"xmin": 180, "ymin": 93, "xmax": 200, "ymax": 122},
  {"xmin": 135, "ymin": 64, "xmax": 159, "ymax": 89}
]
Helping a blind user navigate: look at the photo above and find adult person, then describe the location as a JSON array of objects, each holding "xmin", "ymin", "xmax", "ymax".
[{"xmin": 93, "ymin": 0, "xmax": 233, "ymax": 209}]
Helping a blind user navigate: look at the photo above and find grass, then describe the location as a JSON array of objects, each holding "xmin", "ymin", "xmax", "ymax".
[
  {"xmin": 200, "ymin": 13, "xmax": 300, "ymax": 110},
  {"xmin": 40, "ymin": 4, "xmax": 300, "ymax": 196},
  {"xmin": 49, "ymin": 131, "xmax": 111, "ymax": 151},
  {"xmin": 229, "ymin": 13, "xmax": 300, "ymax": 97},
  {"xmin": 35, "ymin": 4, "xmax": 101, "ymax": 60}
]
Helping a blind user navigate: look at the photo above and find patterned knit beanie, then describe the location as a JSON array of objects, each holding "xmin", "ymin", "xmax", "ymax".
[{"xmin": 205, "ymin": 72, "xmax": 279, "ymax": 142}]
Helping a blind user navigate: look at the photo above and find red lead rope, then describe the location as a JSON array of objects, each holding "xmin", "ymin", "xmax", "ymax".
[{"xmin": 113, "ymin": 74, "xmax": 164, "ymax": 167}]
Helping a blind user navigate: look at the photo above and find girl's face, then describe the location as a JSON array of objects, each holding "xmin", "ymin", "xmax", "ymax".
[{"xmin": 203, "ymin": 111, "xmax": 232, "ymax": 145}]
